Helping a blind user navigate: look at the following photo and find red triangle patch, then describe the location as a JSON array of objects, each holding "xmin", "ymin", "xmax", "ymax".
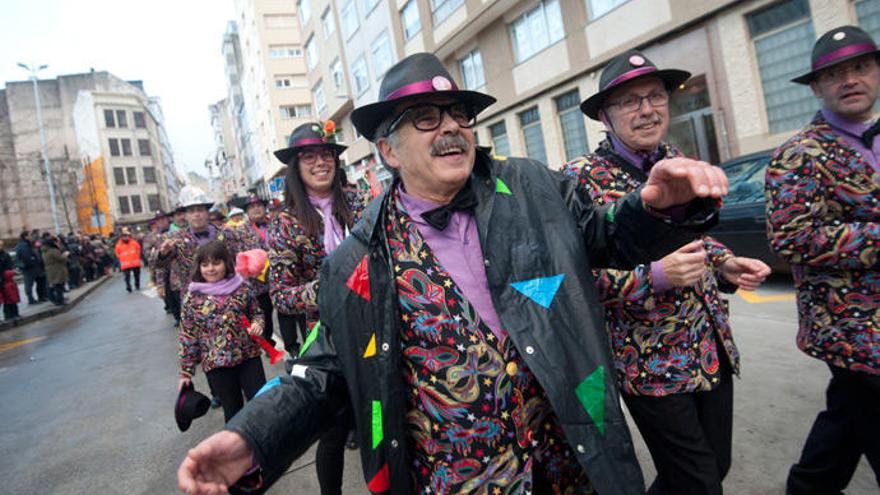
[
  {"xmin": 346, "ymin": 255, "xmax": 371, "ymax": 301},
  {"xmin": 366, "ymin": 463, "xmax": 389, "ymax": 493}
]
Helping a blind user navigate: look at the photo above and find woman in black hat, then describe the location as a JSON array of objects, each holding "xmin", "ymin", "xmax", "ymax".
[{"xmin": 267, "ymin": 120, "xmax": 370, "ymax": 495}]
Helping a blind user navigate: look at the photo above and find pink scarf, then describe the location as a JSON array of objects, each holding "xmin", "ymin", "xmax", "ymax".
[{"xmin": 188, "ymin": 274, "xmax": 244, "ymax": 296}]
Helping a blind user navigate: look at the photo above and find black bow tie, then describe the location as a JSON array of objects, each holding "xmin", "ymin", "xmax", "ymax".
[
  {"xmin": 861, "ymin": 120, "xmax": 880, "ymax": 148},
  {"xmin": 421, "ymin": 182, "xmax": 478, "ymax": 231},
  {"xmin": 193, "ymin": 230, "xmax": 210, "ymax": 238}
]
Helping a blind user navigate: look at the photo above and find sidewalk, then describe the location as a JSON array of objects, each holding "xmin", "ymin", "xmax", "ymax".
[{"xmin": 0, "ymin": 274, "xmax": 114, "ymax": 332}]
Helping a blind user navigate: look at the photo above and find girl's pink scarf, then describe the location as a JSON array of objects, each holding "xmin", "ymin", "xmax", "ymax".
[{"xmin": 189, "ymin": 274, "xmax": 244, "ymax": 296}]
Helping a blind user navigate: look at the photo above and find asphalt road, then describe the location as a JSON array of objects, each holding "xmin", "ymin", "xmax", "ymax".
[{"xmin": 0, "ymin": 274, "xmax": 876, "ymax": 494}]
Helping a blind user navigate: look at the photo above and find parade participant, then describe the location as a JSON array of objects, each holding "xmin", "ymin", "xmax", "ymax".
[
  {"xmin": 41, "ymin": 235, "xmax": 69, "ymax": 306},
  {"xmin": 766, "ymin": 25, "xmax": 880, "ymax": 494},
  {"xmin": 226, "ymin": 207, "xmax": 246, "ymax": 228},
  {"xmin": 177, "ymin": 52, "xmax": 730, "ymax": 495},
  {"xmin": 143, "ymin": 211, "xmax": 170, "ymax": 295},
  {"xmin": 209, "ymin": 204, "xmax": 227, "ymax": 228},
  {"xmin": 178, "ymin": 240, "xmax": 266, "ymax": 422},
  {"xmin": 114, "ymin": 227, "xmax": 142, "ymax": 293},
  {"xmin": 169, "ymin": 203, "xmax": 187, "ymax": 233},
  {"xmin": 564, "ymin": 50, "xmax": 770, "ymax": 495}
]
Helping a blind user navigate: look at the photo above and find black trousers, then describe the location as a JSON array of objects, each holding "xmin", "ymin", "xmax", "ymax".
[
  {"xmin": 169, "ymin": 289, "xmax": 181, "ymax": 322},
  {"xmin": 49, "ymin": 283, "xmax": 66, "ymax": 305},
  {"xmin": 256, "ymin": 292, "xmax": 275, "ymax": 345},
  {"xmin": 205, "ymin": 357, "xmax": 266, "ymax": 422},
  {"xmin": 277, "ymin": 312, "xmax": 306, "ymax": 355},
  {"xmin": 123, "ymin": 267, "xmax": 141, "ymax": 291},
  {"xmin": 315, "ymin": 409, "xmax": 352, "ymax": 495},
  {"xmin": 623, "ymin": 357, "xmax": 734, "ymax": 495},
  {"xmin": 787, "ymin": 365, "xmax": 880, "ymax": 494},
  {"xmin": 3, "ymin": 303, "xmax": 19, "ymax": 320},
  {"xmin": 35, "ymin": 275, "xmax": 48, "ymax": 300}
]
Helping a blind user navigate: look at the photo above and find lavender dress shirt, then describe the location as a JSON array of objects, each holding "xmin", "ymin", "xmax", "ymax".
[
  {"xmin": 309, "ymin": 194, "xmax": 345, "ymax": 253},
  {"xmin": 821, "ymin": 108, "xmax": 880, "ymax": 176}
]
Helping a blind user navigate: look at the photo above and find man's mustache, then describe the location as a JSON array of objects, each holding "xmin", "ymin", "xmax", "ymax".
[{"xmin": 430, "ymin": 134, "xmax": 471, "ymax": 155}]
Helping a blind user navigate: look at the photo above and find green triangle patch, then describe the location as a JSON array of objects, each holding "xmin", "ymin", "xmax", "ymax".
[
  {"xmin": 495, "ymin": 178, "xmax": 512, "ymax": 195},
  {"xmin": 299, "ymin": 321, "xmax": 321, "ymax": 357},
  {"xmin": 371, "ymin": 400, "xmax": 384, "ymax": 449},
  {"xmin": 574, "ymin": 365, "xmax": 606, "ymax": 435}
]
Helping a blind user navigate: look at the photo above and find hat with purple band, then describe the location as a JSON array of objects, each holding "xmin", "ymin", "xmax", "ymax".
[
  {"xmin": 351, "ymin": 52, "xmax": 497, "ymax": 141},
  {"xmin": 792, "ymin": 25, "xmax": 880, "ymax": 84},
  {"xmin": 273, "ymin": 121, "xmax": 348, "ymax": 165},
  {"xmin": 580, "ymin": 49, "xmax": 691, "ymax": 120}
]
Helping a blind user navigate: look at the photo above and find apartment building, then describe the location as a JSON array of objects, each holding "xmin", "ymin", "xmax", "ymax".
[
  {"xmin": 221, "ymin": 21, "xmax": 259, "ymax": 196},
  {"xmin": 233, "ymin": 0, "xmax": 314, "ymax": 195},
  {"xmin": 386, "ymin": 0, "xmax": 877, "ymax": 169},
  {"xmin": 209, "ymin": 98, "xmax": 249, "ymax": 201}
]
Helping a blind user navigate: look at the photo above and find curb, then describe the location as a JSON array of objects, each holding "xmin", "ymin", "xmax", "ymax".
[{"xmin": 0, "ymin": 275, "xmax": 114, "ymax": 332}]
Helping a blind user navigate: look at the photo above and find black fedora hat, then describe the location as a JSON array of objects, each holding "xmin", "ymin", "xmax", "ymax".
[
  {"xmin": 273, "ymin": 121, "xmax": 348, "ymax": 165},
  {"xmin": 350, "ymin": 52, "xmax": 497, "ymax": 141},
  {"xmin": 580, "ymin": 50, "xmax": 691, "ymax": 120},
  {"xmin": 175, "ymin": 382, "xmax": 211, "ymax": 432},
  {"xmin": 229, "ymin": 193, "xmax": 268, "ymax": 209},
  {"xmin": 792, "ymin": 25, "xmax": 880, "ymax": 84}
]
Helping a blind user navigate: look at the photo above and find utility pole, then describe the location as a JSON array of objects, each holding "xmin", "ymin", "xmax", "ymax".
[{"xmin": 17, "ymin": 62, "xmax": 61, "ymax": 235}]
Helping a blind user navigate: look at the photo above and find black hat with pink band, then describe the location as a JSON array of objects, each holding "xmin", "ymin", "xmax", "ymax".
[
  {"xmin": 351, "ymin": 52, "xmax": 497, "ymax": 141},
  {"xmin": 580, "ymin": 49, "xmax": 691, "ymax": 120},
  {"xmin": 792, "ymin": 25, "xmax": 880, "ymax": 84},
  {"xmin": 273, "ymin": 121, "xmax": 348, "ymax": 165}
]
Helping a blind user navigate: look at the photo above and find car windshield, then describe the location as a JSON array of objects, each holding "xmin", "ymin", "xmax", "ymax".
[{"xmin": 723, "ymin": 156, "xmax": 770, "ymax": 205}]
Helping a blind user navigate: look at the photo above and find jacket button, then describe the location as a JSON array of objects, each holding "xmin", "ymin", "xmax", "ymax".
[
  {"xmin": 381, "ymin": 343, "xmax": 390, "ymax": 352},
  {"xmin": 576, "ymin": 444, "xmax": 585, "ymax": 454},
  {"xmin": 483, "ymin": 259, "xmax": 490, "ymax": 267},
  {"xmin": 525, "ymin": 346, "xmax": 535, "ymax": 355},
  {"xmin": 391, "ymin": 439, "xmax": 398, "ymax": 448}
]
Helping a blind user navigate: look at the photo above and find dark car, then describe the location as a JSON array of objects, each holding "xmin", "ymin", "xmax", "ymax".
[{"xmin": 710, "ymin": 150, "xmax": 789, "ymax": 274}]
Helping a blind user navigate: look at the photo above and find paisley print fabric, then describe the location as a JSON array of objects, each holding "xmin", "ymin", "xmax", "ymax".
[
  {"xmin": 156, "ymin": 225, "xmax": 251, "ymax": 293},
  {"xmin": 562, "ymin": 139, "xmax": 740, "ymax": 396},
  {"xmin": 178, "ymin": 283, "xmax": 264, "ymax": 376},
  {"xmin": 766, "ymin": 112, "xmax": 880, "ymax": 375},
  {"xmin": 386, "ymin": 189, "xmax": 594, "ymax": 495}
]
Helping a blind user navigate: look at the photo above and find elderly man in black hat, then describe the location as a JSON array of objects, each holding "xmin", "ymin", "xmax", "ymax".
[
  {"xmin": 177, "ymin": 52, "xmax": 731, "ymax": 495},
  {"xmin": 765, "ymin": 25, "xmax": 880, "ymax": 494},
  {"xmin": 564, "ymin": 50, "xmax": 770, "ymax": 495}
]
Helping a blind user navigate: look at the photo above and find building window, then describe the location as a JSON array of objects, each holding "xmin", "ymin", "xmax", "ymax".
[
  {"xmin": 401, "ymin": 0, "xmax": 421, "ymax": 40},
  {"xmin": 299, "ymin": 0, "xmax": 312, "ymax": 25},
  {"xmin": 587, "ymin": 0, "xmax": 629, "ymax": 20},
  {"xmin": 264, "ymin": 14, "xmax": 297, "ymax": 29},
  {"xmin": 747, "ymin": 0, "xmax": 817, "ymax": 134},
  {"xmin": 341, "ymin": 0, "xmax": 359, "ymax": 40},
  {"xmin": 330, "ymin": 58, "xmax": 344, "ymax": 91},
  {"xmin": 147, "ymin": 194, "xmax": 160, "ymax": 212},
  {"xmin": 275, "ymin": 76, "xmax": 292, "ymax": 88},
  {"xmin": 511, "ymin": 0, "xmax": 564, "ymax": 63},
  {"xmin": 276, "ymin": 75, "xmax": 308, "ymax": 88},
  {"xmin": 519, "ymin": 107, "xmax": 547, "ymax": 164},
  {"xmin": 431, "ymin": 0, "xmax": 463, "ymax": 26},
  {"xmin": 118, "ymin": 196, "xmax": 131, "ymax": 215},
  {"xmin": 143, "ymin": 166, "xmax": 156, "ymax": 184},
  {"xmin": 138, "ymin": 139, "xmax": 152, "ymax": 156},
  {"xmin": 113, "ymin": 167, "xmax": 126, "ymax": 186},
  {"xmin": 321, "ymin": 7, "xmax": 335, "ymax": 38},
  {"xmin": 269, "ymin": 45, "xmax": 303, "ymax": 58},
  {"xmin": 280, "ymin": 104, "xmax": 313, "ymax": 119},
  {"xmin": 104, "ymin": 109, "xmax": 116, "ymax": 128},
  {"xmin": 555, "ymin": 90, "xmax": 588, "ymax": 160},
  {"xmin": 361, "ymin": 0, "xmax": 380, "ymax": 16},
  {"xmin": 489, "ymin": 121, "xmax": 510, "ymax": 157},
  {"xmin": 121, "ymin": 138, "xmax": 132, "ymax": 156},
  {"xmin": 857, "ymin": 0, "xmax": 880, "ymax": 41},
  {"xmin": 305, "ymin": 36, "xmax": 319, "ymax": 71},
  {"xmin": 126, "ymin": 166, "xmax": 138, "ymax": 185},
  {"xmin": 109, "ymin": 138, "xmax": 120, "ymax": 157},
  {"xmin": 116, "ymin": 110, "xmax": 127, "ymax": 128},
  {"xmin": 130, "ymin": 195, "xmax": 143, "ymax": 214},
  {"xmin": 314, "ymin": 81, "xmax": 327, "ymax": 113},
  {"xmin": 459, "ymin": 49, "xmax": 485, "ymax": 90},
  {"xmin": 371, "ymin": 31, "xmax": 394, "ymax": 79},
  {"xmin": 352, "ymin": 55, "xmax": 370, "ymax": 95},
  {"xmin": 133, "ymin": 111, "xmax": 146, "ymax": 129}
]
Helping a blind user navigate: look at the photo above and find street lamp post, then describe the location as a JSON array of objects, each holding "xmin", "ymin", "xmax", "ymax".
[{"xmin": 17, "ymin": 62, "xmax": 61, "ymax": 235}]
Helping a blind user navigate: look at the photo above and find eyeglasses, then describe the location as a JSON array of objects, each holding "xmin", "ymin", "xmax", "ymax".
[
  {"xmin": 297, "ymin": 149, "xmax": 337, "ymax": 165},
  {"xmin": 605, "ymin": 91, "xmax": 669, "ymax": 114},
  {"xmin": 817, "ymin": 58, "xmax": 878, "ymax": 85},
  {"xmin": 385, "ymin": 102, "xmax": 476, "ymax": 137}
]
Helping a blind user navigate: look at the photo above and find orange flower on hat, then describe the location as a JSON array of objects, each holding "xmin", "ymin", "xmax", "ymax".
[{"xmin": 324, "ymin": 120, "xmax": 336, "ymax": 136}]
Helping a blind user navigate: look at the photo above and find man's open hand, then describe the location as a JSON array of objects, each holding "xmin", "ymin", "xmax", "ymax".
[{"xmin": 641, "ymin": 157, "xmax": 728, "ymax": 210}]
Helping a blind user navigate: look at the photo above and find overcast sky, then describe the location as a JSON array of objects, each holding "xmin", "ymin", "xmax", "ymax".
[{"xmin": 0, "ymin": 0, "xmax": 235, "ymax": 177}]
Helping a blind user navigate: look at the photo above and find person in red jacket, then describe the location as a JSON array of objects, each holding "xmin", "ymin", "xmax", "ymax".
[
  {"xmin": 2, "ymin": 269, "xmax": 20, "ymax": 320},
  {"xmin": 114, "ymin": 227, "xmax": 142, "ymax": 293}
]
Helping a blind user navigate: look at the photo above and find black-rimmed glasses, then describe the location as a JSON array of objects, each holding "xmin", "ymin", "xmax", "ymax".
[{"xmin": 384, "ymin": 102, "xmax": 476, "ymax": 137}]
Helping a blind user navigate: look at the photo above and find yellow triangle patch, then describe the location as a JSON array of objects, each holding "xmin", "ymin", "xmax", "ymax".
[{"xmin": 363, "ymin": 333, "xmax": 377, "ymax": 358}]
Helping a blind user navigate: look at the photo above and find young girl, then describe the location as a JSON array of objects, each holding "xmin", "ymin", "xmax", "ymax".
[{"xmin": 178, "ymin": 240, "xmax": 266, "ymax": 422}]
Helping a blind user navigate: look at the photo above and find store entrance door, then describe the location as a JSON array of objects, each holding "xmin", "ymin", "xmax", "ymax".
[{"xmin": 667, "ymin": 75, "xmax": 720, "ymax": 164}]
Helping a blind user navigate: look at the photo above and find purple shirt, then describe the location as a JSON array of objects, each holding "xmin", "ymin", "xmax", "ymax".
[
  {"xmin": 309, "ymin": 194, "xmax": 345, "ymax": 253},
  {"xmin": 398, "ymin": 187, "xmax": 505, "ymax": 341},
  {"xmin": 609, "ymin": 135, "xmax": 673, "ymax": 292},
  {"xmin": 189, "ymin": 224, "xmax": 219, "ymax": 247},
  {"xmin": 821, "ymin": 108, "xmax": 880, "ymax": 175}
]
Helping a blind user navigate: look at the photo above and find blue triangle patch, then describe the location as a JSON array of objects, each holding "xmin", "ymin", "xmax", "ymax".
[{"xmin": 510, "ymin": 274, "xmax": 565, "ymax": 309}]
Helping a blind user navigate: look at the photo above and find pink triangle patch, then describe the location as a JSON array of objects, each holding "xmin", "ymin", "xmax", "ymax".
[
  {"xmin": 367, "ymin": 463, "xmax": 390, "ymax": 493},
  {"xmin": 346, "ymin": 255, "xmax": 371, "ymax": 301}
]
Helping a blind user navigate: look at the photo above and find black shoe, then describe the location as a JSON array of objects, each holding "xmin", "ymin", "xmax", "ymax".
[
  {"xmin": 210, "ymin": 396, "xmax": 222, "ymax": 409},
  {"xmin": 126, "ymin": 287, "xmax": 132, "ymax": 293},
  {"xmin": 173, "ymin": 319, "xmax": 180, "ymax": 328}
]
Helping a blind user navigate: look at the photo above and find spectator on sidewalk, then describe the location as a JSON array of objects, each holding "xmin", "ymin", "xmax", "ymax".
[
  {"xmin": 14, "ymin": 231, "xmax": 46, "ymax": 305},
  {"xmin": 2, "ymin": 269, "xmax": 20, "ymax": 321},
  {"xmin": 41, "ymin": 236, "xmax": 69, "ymax": 306},
  {"xmin": 0, "ymin": 240, "xmax": 12, "ymax": 273},
  {"xmin": 114, "ymin": 228, "xmax": 142, "ymax": 293}
]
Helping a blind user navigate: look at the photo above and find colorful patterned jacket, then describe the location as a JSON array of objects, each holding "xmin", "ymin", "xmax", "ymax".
[
  {"xmin": 178, "ymin": 281, "xmax": 264, "ymax": 376},
  {"xmin": 266, "ymin": 189, "xmax": 369, "ymax": 320},
  {"xmin": 155, "ymin": 225, "xmax": 250, "ymax": 293},
  {"xmin": 766, "ymin": 111, "xmax": 880, "ymax": 375},
  {"xmin": 225, "ymin": 150, "xmax": 720, "ymax": 495},
  {"xmin": 563, "ymin": 139, "xmax": 740, "ymax": 396}
]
